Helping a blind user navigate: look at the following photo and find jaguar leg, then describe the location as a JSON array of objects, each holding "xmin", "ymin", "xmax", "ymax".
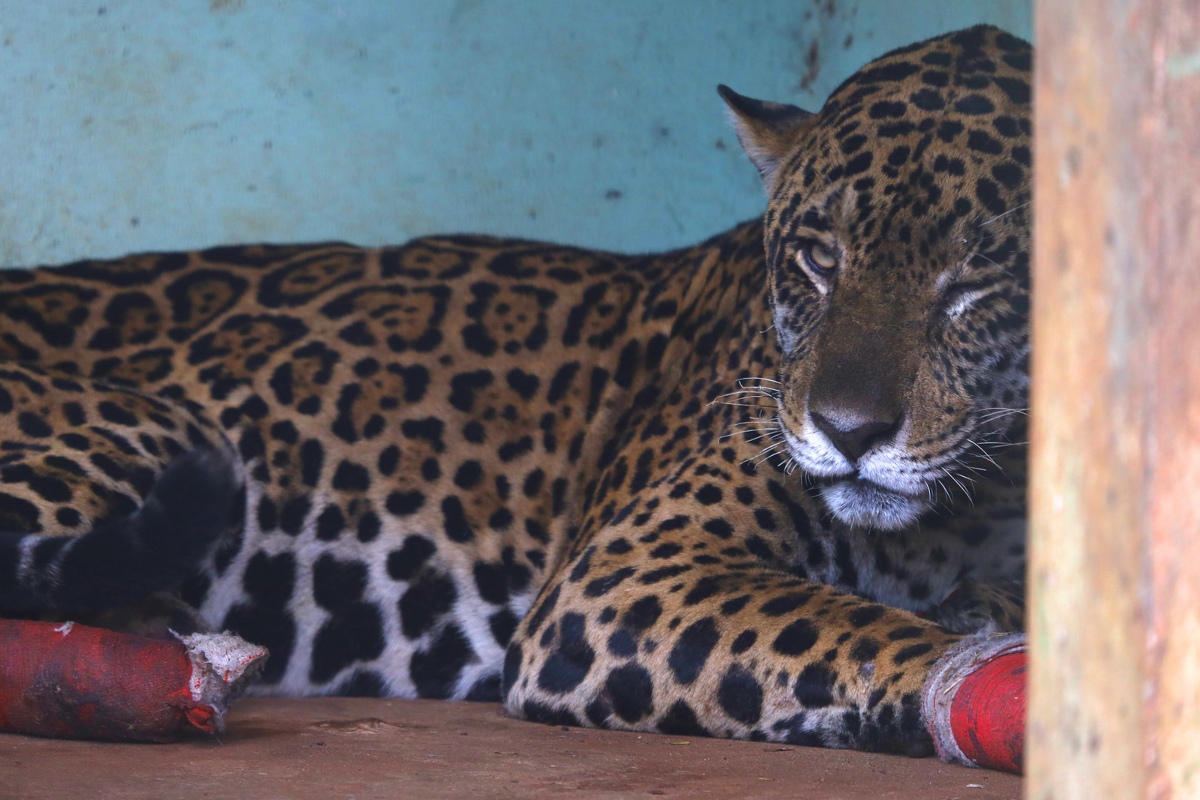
[{"xmin": 503, "ymin": 544, "xmax": 962, "ymax": 755}]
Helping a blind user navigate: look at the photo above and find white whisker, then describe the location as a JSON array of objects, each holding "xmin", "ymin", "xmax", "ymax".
[{"xmin": 977, "ymin": 201, "xmax": 1031, "ymax": 227}]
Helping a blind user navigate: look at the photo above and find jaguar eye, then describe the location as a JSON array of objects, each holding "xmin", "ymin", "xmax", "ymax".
[{"xmin": 799, "ymin": 241, "xmax": 839, "ymax": 276}]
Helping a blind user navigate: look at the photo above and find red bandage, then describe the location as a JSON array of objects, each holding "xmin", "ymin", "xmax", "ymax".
[
  {"xmin": 948, "ymin": 651, "xmax": 1026, "ymax": 772},
  {"xmin": 922, "ymin": 632, "xmax": 1026, "ymax": 774},
  {"xmin": 0, "ymin": 620, "xmax": 266, "ymax": 743}
]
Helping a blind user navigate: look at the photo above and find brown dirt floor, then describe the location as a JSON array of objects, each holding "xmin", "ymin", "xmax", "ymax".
[{"xmin": 0, "ymin": 698, "xmax": 1023, "ymax": 799}]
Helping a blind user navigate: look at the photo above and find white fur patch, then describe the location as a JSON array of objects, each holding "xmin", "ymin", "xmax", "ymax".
[{"xmin": 819, "ymin": 480, "xmax": 927, "ymax": 531}]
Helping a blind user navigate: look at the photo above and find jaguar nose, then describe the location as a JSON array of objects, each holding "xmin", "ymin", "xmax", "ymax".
[{"xmin": 810, "ymin": 409, "xmax": 901, "ymax": 464}]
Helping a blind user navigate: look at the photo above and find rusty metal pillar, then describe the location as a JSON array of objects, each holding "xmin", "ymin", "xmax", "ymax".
[{"xmin": 1029, "ymin": 1, "xmax": 1200, "ymax": 798}]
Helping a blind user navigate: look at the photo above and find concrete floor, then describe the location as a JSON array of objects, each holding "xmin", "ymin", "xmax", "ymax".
[{"xmin": 1, "ymin": 698, "xmax": 1022, "ymax": 799}]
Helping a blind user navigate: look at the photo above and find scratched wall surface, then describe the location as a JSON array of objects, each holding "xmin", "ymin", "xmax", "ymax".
[{"xmin": 0, "ymin": 1, "xmax": 1030, "ymax": 266}]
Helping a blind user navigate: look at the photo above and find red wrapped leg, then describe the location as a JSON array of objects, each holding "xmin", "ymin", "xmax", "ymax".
[
  {"xmin": 922, "ymin": 632, "xmax": 1026, "ymax": 773},
  {"xmin": 0, "ymin": 619, "xmax": 266, "ymax": 742}
]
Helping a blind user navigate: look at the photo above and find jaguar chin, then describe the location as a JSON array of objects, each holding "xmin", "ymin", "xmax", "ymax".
[{"xmin": 818, "ymin": 477, "xmax": 929, "ymax": 531}]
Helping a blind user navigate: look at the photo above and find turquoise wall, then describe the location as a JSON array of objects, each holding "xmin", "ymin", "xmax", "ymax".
[{"xmin": 0, "ymin": 1, "xmax": 1031, "ymax": 266}]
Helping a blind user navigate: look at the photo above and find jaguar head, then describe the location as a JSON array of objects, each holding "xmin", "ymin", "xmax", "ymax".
[{"xmin": 722, "ymin": 26, "xmax": 1032, "ymax": 530}]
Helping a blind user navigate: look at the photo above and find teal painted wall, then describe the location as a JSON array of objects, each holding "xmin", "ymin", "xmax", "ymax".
[{"xmin": 0, "ymin": 1, "xmax": 1031, "ymax": 266}]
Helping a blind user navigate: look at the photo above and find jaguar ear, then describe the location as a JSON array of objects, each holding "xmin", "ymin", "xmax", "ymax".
[{"xmin": 718, "ymin": 84, "xmax": 813, "ymax": 194}]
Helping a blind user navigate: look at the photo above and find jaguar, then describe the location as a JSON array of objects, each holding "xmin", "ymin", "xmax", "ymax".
[{"xmin": 0, "ymin": 25, "xmax": 1030, "ymax": 758}]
